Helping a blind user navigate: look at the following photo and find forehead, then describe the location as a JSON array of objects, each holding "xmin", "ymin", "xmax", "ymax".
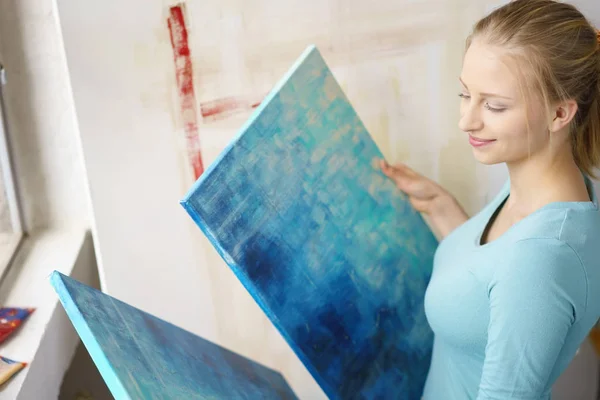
[{"xmin": 461, "ymin": 40, "xmax": 521, "ymax": 96}]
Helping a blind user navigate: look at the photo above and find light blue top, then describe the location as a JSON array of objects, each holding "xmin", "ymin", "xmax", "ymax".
[{"xmin": 422, "ymin": 177, "xmax": 600, "ymax": 400}]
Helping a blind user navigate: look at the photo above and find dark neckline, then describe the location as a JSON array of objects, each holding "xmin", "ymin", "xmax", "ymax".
[
  {"xmin": 475, "ymin": 177, "xmax": 597, "ymax": 248},
  {"xmin": 479, "ymin": 195, "xmax": 509, "ymax": 246}
]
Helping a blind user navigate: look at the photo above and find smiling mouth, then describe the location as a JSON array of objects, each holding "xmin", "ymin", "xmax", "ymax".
[
  {"xmin": 469, "ymin": 135, "xmax": 494, "ymax": 142},
  {"xmin": 469, "ymin": 135, "xmax": 496, "ymax": 147}
]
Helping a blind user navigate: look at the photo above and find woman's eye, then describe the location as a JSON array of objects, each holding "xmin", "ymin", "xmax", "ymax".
[
  {"xmin": 458, "ymin": 93, "xmax": 470, "ymax": 99},
  {"xmin": 484, "ymin": 102, "xmax": 505, "ymax": 113}
]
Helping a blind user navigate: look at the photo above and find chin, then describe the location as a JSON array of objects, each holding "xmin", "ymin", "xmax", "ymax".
[{"xmin": 471, "ymin": 149, "xmax": 504, "ymax": 165}]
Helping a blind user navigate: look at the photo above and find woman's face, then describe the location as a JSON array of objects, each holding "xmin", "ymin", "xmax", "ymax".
[{"xmin": 458, "ymin": 39, "xmax": 550, "ymax": 166}]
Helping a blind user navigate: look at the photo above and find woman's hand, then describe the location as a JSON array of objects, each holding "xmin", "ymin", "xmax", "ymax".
[
  {"xmin": 379, "ymin": 159, "xmax": 469, "ymax": 238},
  {"xmin": 380, "ymin": 160, "xmax": 451, "ymax": 215}
]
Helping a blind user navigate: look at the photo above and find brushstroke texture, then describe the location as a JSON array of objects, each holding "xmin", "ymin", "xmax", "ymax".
[
  {"xmin": 181, "ymin": 45, "xmax": 438, "ymax": 399},
  {"xmin": 168, "ymin": 4, "xmax": 204, "ymax": 179},
  {"xmin": 200, "ymin": 95, "xmax": 264, "ymax": 121},
  {"xmin": 50, "ymin": 271, "xmax": 298, "ymax": 400}
]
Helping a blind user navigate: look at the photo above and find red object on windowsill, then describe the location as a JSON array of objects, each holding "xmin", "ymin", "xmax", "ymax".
[{"xmin": 0, "ymin": 308, "xmax": 35, "ymax": 344}]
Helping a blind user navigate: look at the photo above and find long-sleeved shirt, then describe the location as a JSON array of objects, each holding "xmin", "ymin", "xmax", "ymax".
[{"xmin": 422, "ymin": 177, "xmax": 600, "ymax": 399}]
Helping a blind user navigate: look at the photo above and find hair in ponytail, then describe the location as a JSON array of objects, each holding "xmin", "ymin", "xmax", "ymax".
[{"xmin": 467, "ymin": 0, "xmax": 600, "ymax": 177}]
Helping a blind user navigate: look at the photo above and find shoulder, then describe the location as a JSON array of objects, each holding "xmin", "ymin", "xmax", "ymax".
[
  {"xmin": 493, "ymin": 237, "xmax": 584, "ymax": 281},
  {"xmin": 508, "ymin": 203, "xmax": 600, "ymax": 255},
  {"xmin": 489, "ymin": 238, "xmax": 588, "ymax": 319}
]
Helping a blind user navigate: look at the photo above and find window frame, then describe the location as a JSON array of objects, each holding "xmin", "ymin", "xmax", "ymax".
[{"xmin": 0, "ymin": 62, "xmax": 24, "ymax": 281}]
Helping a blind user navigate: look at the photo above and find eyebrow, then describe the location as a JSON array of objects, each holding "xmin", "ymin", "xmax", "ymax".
[{"xmin": 459, "ymin": 77, "xmax": 513, "ymax": 100}]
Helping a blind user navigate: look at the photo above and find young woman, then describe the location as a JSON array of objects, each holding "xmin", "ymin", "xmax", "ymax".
[{"xmin": 380, "ymin": 1, "xmax": 600, "ymax": 399}]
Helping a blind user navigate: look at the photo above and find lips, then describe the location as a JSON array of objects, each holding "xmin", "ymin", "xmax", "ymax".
[
  {"xmin": 468, "ymin": 135, "xmax": 496, "ymax": 147},
  {"xmin": 470, "ymin": 135, "xmax": 493, "ymax": 142}
]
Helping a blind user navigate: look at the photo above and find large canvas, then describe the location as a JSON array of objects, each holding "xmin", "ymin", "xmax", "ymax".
[
  {"xmin": 49, "ymin": 271, "xmax": 298, "ymax": 400},
  {"xmin": 181, "ymin": 45, "xmax": 439, "ymax": 399}
]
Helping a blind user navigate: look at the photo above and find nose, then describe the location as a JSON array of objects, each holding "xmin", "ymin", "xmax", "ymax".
[{"xmin": 458, "ymin": 103, "xmax": 484, "ymax": 133}]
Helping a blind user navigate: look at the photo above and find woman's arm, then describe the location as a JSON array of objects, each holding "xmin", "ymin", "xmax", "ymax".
[
  {"xmin": 477, "ymin": 238, "xmax": 587, "ymax": 399},
  {"xmin": 426, "ymin": 194, "xmax": 470, "ymax": 239},
  {"xmin": 380, "ymin": 160, "xmax": 469, "ymax": 238}
]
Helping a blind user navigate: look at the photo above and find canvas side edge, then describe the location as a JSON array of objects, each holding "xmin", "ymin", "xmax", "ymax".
[{"xmin": 49, "ymin": 271, "xmax": 132, "ymax": 400}]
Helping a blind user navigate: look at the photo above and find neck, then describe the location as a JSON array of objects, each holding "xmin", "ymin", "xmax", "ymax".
[{"xmin": 505, "ymin": 148, "xmax": 588, "ymax": 214}]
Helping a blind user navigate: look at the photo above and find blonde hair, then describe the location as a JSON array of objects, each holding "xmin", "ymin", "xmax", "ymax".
[{"xmin": 466, "ymin": 0, "xmax": 600, "ymax": 177}]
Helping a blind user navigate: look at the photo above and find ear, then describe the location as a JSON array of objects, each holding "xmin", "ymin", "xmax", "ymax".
[{"xmin": 549, "ymin": 99, "xmax": 578, "ymax": 133}]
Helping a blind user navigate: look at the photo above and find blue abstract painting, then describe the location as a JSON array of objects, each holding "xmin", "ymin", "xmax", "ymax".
[
  {"xmin": 181, "ymin": 45, "xmax": 438, "ymax": 399},
  {"xmin": 50, "ymin": 271, "xmax": 298, "ymax": 400}
]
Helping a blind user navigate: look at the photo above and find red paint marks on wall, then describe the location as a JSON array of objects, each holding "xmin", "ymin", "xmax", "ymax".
[
  {"xmin": 167, "ymin": 4, "xmax": 204, "ymax": 179},
  {"xmin": 200, "ymin": 95, "xmax": 264, "ymax": 121}
]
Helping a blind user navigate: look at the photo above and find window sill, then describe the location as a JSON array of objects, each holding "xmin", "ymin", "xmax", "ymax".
[{"xmin": 0, "ymin": 228, "xmax": 98, "ymax": 400}]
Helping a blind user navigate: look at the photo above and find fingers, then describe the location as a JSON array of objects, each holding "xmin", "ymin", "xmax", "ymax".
[
  {"xmin": 379, "ymin": 160, "xmax": 417, "ymax": 186},
  {"xmin": 380, "ymin": 159, "xmax": 417, "ymax": 177},
  {"xmin": 379, "ymin": 159, "xmax": 399, "ymax": 173},
  {"xmin": 379, "ymin": 160, "xmax": 403, "ymax": 180},
  {"xmin": 379, "ymin": 159, "xmax": 434, "ymax": 200},
  {"xmin": 379, "ymin": 160, "xmax": 406, "ymax": 186}
]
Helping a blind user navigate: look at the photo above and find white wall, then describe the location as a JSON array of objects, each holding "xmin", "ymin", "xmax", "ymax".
[
  {"xmin": 55, "ymin": 0, "xmax": 221, "ymax": 337},
  {"xmin": 0, "ymin": 2, "xmax": 101, "ymax": 398},
  {"xmin": 572, "ymin": 0, "xmax": 600, "ymax": 25},
  {"xmin": 0, "ymin": 0, "xmax": 90, "ymax": 232}
]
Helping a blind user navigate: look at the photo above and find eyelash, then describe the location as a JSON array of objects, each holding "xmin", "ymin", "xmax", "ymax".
[{"xmin": 458, "ymin": 93, "xmax": 505, "ymax": 113}]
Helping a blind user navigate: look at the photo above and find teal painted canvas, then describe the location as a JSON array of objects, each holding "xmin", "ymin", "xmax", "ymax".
[
  {"xmin": 50, "ymin": 271, "xmax": 297, "ymax": 400},
  {"xmin": 181, "ymin": 45, "xmax": 439, "ymax": 399}
]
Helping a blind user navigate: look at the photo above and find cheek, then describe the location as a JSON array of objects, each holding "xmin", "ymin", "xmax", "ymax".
[
  {"xmin": 485, "ymin": 110, "xmax": 530, "ymax": 142},
  {"xmin": 486, "ymin": 110, "xmax": 550, "ymax": 160}
]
